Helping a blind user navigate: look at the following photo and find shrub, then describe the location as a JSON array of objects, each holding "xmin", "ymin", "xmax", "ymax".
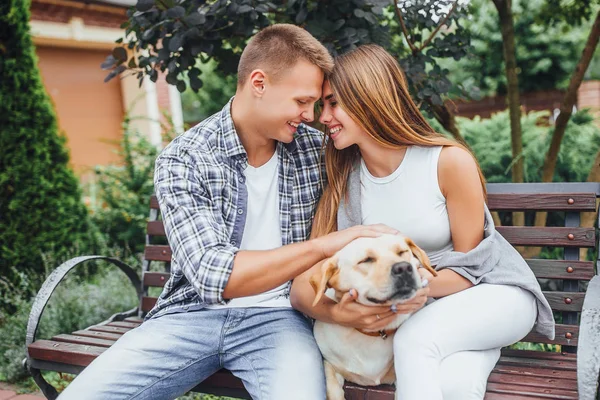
[
  {"xmin": 0, "ymin": 0, "xmax": 92, "ymax": 292},
  {"xmin": 86, "ymin": 124, "xmax": 158, "ymax": 254},
  {"xmin": 429, "ymin": 109, "xmax": 600, "ymax": 183}
]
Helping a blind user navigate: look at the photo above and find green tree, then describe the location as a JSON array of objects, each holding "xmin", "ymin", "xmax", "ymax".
[
  {"xmin": 103, "ymin": 0, "xmax": 474, "ymax": 140},
  {"xmin": 446, "ymin": 0, "xmax": 598, "ymax": 96},
  {"xmin": 181, "ymin": 60, "xmax": 237, "ymax": 125},
  {"xmin": 0, "ymin": 0, "xmax": 91, "ymax": 292}
]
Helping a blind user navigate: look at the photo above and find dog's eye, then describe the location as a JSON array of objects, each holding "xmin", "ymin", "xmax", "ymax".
[
  {"xmin": 360, "ymin": 257, "xmax": 375, "ymax": 264},
  {"xmin": 397, "ymin": 250, "xmax": 407, "ymax": 256}
]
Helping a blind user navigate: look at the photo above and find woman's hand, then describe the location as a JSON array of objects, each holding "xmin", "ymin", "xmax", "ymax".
[{"xmin": 330, "ymin": 286, "xmax": 430, "ymax": 331}]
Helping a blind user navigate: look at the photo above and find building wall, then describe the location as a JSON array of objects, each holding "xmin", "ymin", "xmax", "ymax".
[
  {"xmin": 29, "ymin": 0, "xmax": 184, "ymax": 178},
  {"xmin": 36, "ymin": 46, "xmax": 124, "ymax": 174}
]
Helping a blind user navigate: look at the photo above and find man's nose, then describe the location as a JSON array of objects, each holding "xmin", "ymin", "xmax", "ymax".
[{"xmin": 301, "ymin": 108, "xmax": 314, "ymax": 123}]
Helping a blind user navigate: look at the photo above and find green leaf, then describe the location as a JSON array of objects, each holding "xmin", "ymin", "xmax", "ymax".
[
  {"xmin": 169, "ymin": 35, "xmax": 183, "ymax": 51},
  {"xmin": 136, "ymin": 0, "xmax": 154, "ymax": 12},
  {"xmin": 112, "ymin": 47, "xmax": 128, "ymax": 62},
  {"xmin": 185, "ymin": 12, "xmax": 206, "ymax": 25},
  {"xmin": 176, "ymin": 80, "xmax": 187, "ymax": 93},
  {"xmin": 166, "ymin": 6, "xmax": 186, "ymax": 18},
  {"xmin": 101, "ymin": 55, "xmax": 117, "ymax": 70}
]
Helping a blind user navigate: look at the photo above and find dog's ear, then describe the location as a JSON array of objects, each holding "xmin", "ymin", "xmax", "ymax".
[
  {"xmin": 406, "ymin": 238, "xmax": 438, "ymax": 277},
  {"xmin": 309, "ymin": 257, "xmax": 339, "ymax": 306}
]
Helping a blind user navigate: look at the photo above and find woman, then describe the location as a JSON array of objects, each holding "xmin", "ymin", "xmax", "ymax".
[{"xmin": 290, "ymin": 45, "xmax": 554, "ymax": 400}]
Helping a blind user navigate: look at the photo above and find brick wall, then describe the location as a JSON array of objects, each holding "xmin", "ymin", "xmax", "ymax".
[{"xmin": 31, "ymin": 0, "xmax": 126, "ymax": 28}]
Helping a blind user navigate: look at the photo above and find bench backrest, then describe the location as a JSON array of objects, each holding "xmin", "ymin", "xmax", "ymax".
[{"xmin": 141, "ymin": 183, "xmax": 600, "ymax": 352}]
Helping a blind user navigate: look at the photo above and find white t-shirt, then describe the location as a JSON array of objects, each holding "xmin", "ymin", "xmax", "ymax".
[
  {"xmin": 207, "ymin": 149, "xmax": 291, "ymax": 308},
  {"xmin": 361, "ymin": 146, "xmax": 454, "ymax": 265}
]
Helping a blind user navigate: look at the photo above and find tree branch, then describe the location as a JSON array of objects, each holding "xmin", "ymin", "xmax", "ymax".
[
  {"xmin": 419, "ymin": 0, "xmax": 460, "ymax": 51},
  {"xmin": 540, "ymin": 9, "xmax": 600, "ymax": 183},
  {"xmin": 391, "ymin": 0, "xmax": 417, "ymax": 54}
]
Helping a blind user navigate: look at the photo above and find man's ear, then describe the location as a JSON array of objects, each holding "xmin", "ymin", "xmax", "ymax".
[
  {"xmin": 406, "ymin": 238, "xmax": 437, "ymax": 277},
  {"xmin": 249, "ymin": 69, "xmax": 267, "ymax": 96},
  {"xmin": 309, "ymin": 256, "xmax": 339, "ymax": 306}
]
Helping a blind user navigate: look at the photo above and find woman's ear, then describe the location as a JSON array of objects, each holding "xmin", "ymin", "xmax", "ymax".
[{"xmin": 309, "ymin": 256, "xmax": 339, "ymax": 306}]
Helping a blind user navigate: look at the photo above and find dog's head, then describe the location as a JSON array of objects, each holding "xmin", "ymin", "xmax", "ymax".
[{"xmin": 310, "ymin": 234, "xmax": 437, "ymax": 307}]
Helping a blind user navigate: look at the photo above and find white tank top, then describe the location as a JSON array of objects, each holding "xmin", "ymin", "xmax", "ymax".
[{"xmin": 360, "ymin": 145, "xmax": 453, "ymax": 265}]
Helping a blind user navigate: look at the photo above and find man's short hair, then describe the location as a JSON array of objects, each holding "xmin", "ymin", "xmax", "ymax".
[{"xmin": 237, "ymin": 24, "xmax": 334, "ymax": 87}]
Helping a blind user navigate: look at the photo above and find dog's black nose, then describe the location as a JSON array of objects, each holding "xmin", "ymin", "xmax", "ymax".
[{"xmin": 392, "ymin": 261, "xmax": 412, "ymax": 275}]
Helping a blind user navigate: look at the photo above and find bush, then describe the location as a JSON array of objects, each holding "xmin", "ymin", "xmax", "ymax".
[
  {"xmin": 0, "ymin": 252, "xmax": 139, "ymax": 383},
  {"xmin": 456, "ymin": 109, "xmax": 600, "ymax": 183},
  {"xmin": 0, "ymin": 0, "xmax": 92, "ymax": 292},
  {"xmin": 86, "ymin": 123, "xmax": 158, "ymax": 254},
  {"xmin": 181, "ymin": 60, "xmax": 237, "ymax": 126}
]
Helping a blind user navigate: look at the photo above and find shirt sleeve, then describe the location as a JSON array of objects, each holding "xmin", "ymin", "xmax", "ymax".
[{"xmin": 154, "ymin": 149, "xmax": 237, "ymax": 304}]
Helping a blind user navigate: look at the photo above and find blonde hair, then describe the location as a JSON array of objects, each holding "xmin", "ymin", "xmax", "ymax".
[
  {"xmin": 311, "ymin": 44, "xmax": 486, "ymax": 238},
  {"xmin": 237, "ymin": 24, "xmax": 334, "ymax": 87}
]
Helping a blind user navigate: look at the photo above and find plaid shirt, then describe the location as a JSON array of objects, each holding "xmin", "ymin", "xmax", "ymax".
[{"xmin": 146, "ymin": 98, "xmax": 325, "ymax": 320}]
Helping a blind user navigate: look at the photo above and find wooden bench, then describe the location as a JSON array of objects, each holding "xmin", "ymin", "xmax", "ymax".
[{"xmin": 25, "ymin": 182, "xmax": 600, "ymax": 399}]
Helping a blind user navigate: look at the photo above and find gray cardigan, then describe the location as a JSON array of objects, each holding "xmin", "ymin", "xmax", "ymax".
[{"xmin": 338, "ymin": 164, "xmax": 556, "ymax": 340}]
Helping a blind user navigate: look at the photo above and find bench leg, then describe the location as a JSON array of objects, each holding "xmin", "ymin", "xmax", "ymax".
[{"xmin": 23, "ymin": 359, "xmax": 59, "ymax": 400}]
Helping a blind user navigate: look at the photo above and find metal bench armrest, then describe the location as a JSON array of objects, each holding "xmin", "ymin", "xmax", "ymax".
[
  {"xmin": 577, "ymin": 274, "xmax": 600, "ymax": 400},
  {"xmin": 25, "ymin": 256, "xmax": 142, "ymax": 349}
]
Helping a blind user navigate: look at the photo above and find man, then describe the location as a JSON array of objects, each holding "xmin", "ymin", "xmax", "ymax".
[{"xmin": 59, "ymin": 24, "xmax": 396, "ymax": 400}]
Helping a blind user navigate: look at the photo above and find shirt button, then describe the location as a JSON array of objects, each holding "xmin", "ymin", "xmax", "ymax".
[
  {"xmin": 238, "ymin": 177, "xmax": 244, "ymax": 183},
  {"xmin": 238, "ymin": 209, "xmax": 244, "ymax": 215}
]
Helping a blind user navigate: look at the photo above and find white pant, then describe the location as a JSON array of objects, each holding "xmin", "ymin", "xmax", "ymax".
[{"xmin": 393, "ymin": 284, "xmax": 538, "ymax": 400}]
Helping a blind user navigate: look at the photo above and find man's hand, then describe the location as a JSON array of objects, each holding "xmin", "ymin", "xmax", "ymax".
[{"xmin": 313, "ymin": 224, "xmax": 399, "ymax": 258}]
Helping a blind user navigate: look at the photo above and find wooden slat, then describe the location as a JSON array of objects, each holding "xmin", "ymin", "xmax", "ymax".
[
  {"xmin": 488, "ymin": 372, "xmax": 576, "ymax": 390},
  {"xmin": 72, "ymin": 330, "xmax": 123, "ymax": 341},
  {"xmin": 107, "ymin": 321, "xmax": 141, "ymax": 329},
  {"xmin": 493, "ymin": 364, "xmax": 577, "ymax": 381},
  {"xmin": 144, "ymin": 272, "xmax": 171, "ymax": 287},
  {"xmin": 150, "ymin": 195, "xmax": 159, "ymax": 209},
  {"xmin": 486, "ymin": 382, "xmax": 578, "ymax": 399},
  {"xmin": 487, "ymin": 193, "xmax": 597, "ymax": 211},
  {"xmin": 88, "ymin": 325, "xmax": 132, "ymax": 335},
  {"xmin": 542, "ymin": 292, "xmax": 584, "ymax": 312},
  {"xmin": 51, "ymin": 334, "xmax": 116, "ymax": 348},
  {"xmin": 343, "ymin": 383, "xmax": 395, "ymax": 400},
  {"xmin": 485, "ymin": 392, "xmax": 565, "ymax": 400},
  {"xmin": 522, "ymin": 324, "xmax": 579, "ymax": 347},
  {"xmin": 144, "ymin": 245, "xmax": 171, "ymax": 261},
  {"xmin": 141, "ymin": 296, "xmax": 158, "ymax": 312},
  {"xmin": 497, "ymin": 356, "xmax": 576, "ymax": 372},
  {"xmin": 526, "ymin": 259, "xmax": 595, "ymax": 280},
  {"xmin": 28, "ymin": 340, "xmax": 106, "ymax": 367},
  {"xmin": 147, "ymin": 220, "xmax": 166, "ymax": 236},
  {"xmin": 496, "ymin": 227, "xmax": 595, "ymax": 247}
]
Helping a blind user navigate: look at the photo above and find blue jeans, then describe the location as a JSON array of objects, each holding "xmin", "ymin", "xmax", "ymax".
[{"xmin": 58, "ymin": 307, "xmax": 326, "ymax": 400}]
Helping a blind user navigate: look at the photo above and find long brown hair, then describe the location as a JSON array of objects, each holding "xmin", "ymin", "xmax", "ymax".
[{"xmin": 311, "ymin": 44, "xmax": 486, "ymax": 238}]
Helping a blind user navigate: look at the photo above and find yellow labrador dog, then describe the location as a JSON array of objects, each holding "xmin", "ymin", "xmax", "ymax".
[{"xmin": 310, "ymin": 234, "xmax": 437, "ymax": 400}]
